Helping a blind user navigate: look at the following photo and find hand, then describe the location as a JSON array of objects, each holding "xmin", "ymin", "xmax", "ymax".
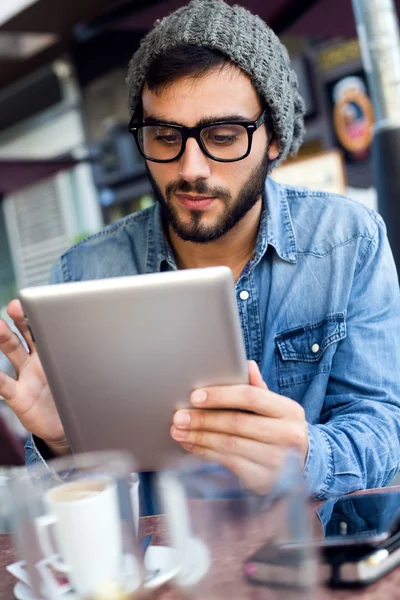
[
  {"xmin": 0, "ymin": 300, "xmax": 69, "ymax": 455},
  {"xmin": 171, "ymin": 360, "xmax": 308, "ymax": 493}
]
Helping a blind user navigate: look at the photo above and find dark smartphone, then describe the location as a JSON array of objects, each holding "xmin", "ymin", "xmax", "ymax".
[
  {"xmin": 323, "ymin": 528, "xmax": 400, "ymax": 586},
  {"xmin": 244, "ymin": 489, "xmax": 400, "ymax": 588},
  {"xmin": 244, "ymin": 526, "xmax": 400, "ymax": 589}
]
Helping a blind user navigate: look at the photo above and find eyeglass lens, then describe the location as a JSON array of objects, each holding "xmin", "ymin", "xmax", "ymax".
[{"xmin": 138, "ymin": 123, "xmax": 249, "ymax": 161}]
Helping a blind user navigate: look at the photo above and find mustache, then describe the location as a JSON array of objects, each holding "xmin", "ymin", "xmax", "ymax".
[{"xmin": 166, "ymin": 179, "xmax": 231, "ymax": 202}]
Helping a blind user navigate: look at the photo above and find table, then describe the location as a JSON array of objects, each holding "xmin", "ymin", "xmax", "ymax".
[{"xmin": 2, "ymin": 512, "xmax": 400, "ymax": 600}]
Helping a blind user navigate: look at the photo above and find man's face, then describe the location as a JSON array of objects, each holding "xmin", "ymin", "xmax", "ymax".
[{"xmin": 142, "ymin": 65, "xmax": 279, "ymax": 243}]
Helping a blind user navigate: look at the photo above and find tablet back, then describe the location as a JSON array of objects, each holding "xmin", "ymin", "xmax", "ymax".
[{"xmin": 19, "ymin": 267, "xmax": 248, "ymax": 471}]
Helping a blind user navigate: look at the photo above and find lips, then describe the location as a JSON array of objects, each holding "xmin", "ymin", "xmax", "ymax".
[{"xmin": 176, "ymin": 194, "xmax": 216, "ymax": 210}]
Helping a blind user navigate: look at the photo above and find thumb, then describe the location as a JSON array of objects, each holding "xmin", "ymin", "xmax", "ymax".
[{"xmin": 248, "ymin": 360, "xmax": 268, "ymax": 389}]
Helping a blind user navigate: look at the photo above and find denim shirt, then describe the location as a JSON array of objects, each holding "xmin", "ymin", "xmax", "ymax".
[{"xmin": 25, "ymin": 177, "xmax": 400, "ymax": 500}]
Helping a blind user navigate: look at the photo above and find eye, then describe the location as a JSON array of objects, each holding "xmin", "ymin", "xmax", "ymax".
[
  {"xmin": 209, "ymin": 134, "xmax": 237, "ymax": 145},
  {"xmin": 202, "ymin": 125, "xmax": 244, "ymax": 146},
  {"xmin": 154, "ymin": 134, "xmax": 180, "ymax": 144},
  {"xmin": 151, "ymin": 126, "xmax": 181, "ymax": 145}
]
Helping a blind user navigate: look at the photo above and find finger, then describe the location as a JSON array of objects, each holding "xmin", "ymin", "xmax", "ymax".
[
  {"xmin": 7, "ymin": 299, "xmax": 35, "ymax": 352},
  {"xmin": 0, "ymin": 319, "xmax": 31, "ymax": 374},
  {"xmin": 248, "ymin": 360, "xmax": 268, "ymax": 389},
  {"xmin": 190, "ymin": 384, "xmax": 302, "ymax": 420},
  {"xmin": 171, "ymin": 426, "xmax": 285, "ymax": 470},
  {"xmin": 173, "ymin": 409, "xmax": 306, "ymax": 447},
  {"xmin": 0, "ymin": 369, "xmax": 17, "ymax": 403},
  {"xmin": 180, "ymin": 444, "xmax": 278, "ymax": 495}
]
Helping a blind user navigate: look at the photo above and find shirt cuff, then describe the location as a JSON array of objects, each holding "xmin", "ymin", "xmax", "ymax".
[
  {"xmin": 302, "ymin": 424, "xmax": 335, "ymax": 500},
  {"xmin": 24, "ymin": 434, "xmax": 55, "ymax": 469}
]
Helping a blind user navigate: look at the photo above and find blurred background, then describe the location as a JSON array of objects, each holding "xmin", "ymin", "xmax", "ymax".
[{"xmin": 0, "ymin": 0, "xmax": 399, "ymax": 460}]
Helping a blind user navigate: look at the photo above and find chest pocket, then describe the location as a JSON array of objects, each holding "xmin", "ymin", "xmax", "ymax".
[{"xmin": 275, "ymin": 313, "xmax": 346, "ymax": 389}]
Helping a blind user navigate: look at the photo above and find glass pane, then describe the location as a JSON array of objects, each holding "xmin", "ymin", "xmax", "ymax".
[
  {"xmin": 201, "ymin": 124, "xmax": 248, "ymax": 159},
  {"xmin": 156, "ymin": 452, "xmax": 317, "ymax": 600},
  {"xmin": 140, "ymin": 125, "xmax": 182, "ymax": 160}
]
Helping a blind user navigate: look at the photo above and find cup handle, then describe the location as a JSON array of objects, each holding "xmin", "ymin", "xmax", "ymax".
[
  {"xmin": 35, "ymin": 514, "xmax": 71, "ymax": 573},
  {"xmin": 129, "ymin": 475, "xmax": 140, "ymax": 537}
]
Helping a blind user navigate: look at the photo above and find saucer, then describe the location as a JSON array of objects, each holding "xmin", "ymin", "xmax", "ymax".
[
  {"xmin": 143, "ymin": 545, "xmax": 181, "ymax": 589},
  {"xmin": 12, "ymin": 545, "xmax": 199, "ymax": 598},
  {"xmin": 14, "ymin": 582, "xmax": 79, "ymax": 600},
  {"xmin": 14, "ymin": 582, "xmax": 39, "ymax": 600}
]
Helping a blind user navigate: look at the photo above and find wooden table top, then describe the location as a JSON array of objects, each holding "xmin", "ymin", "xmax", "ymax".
[{"xmin": 2, "ymin": 508, "xmax": 400, "ymax": 600}]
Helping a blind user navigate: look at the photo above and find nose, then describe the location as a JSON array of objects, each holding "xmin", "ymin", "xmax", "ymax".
[{"xmin": 178, "ymin": 137, "xmax": 212, "ymax": 182}]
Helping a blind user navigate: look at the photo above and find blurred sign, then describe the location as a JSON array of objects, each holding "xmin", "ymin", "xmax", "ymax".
[
  {"xmin": 326, "ymin": 73, "xmax": 375, "ymax": 163},
  {"xmin": 271, "ymin": 150, "xmax": 347, "ymax": 195}
]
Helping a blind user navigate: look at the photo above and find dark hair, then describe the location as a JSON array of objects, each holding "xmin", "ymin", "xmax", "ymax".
[
  {"xmin": 145, "ymin": 44, "xmax": 230, "ymax": 92},
  {"xmin": 134, "ymin": 44, "xmax": 272, "ymax": 135}
]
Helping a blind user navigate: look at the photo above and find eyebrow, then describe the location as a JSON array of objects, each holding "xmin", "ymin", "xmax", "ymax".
[{"xmin": 143, "ymin": 114, "xmax": 251, "ymax": 127}]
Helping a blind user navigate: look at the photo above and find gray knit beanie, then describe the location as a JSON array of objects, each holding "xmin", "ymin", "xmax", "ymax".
[{"xmin": 126, "ymin": 0, "xmax": 306, "ymax": 169}]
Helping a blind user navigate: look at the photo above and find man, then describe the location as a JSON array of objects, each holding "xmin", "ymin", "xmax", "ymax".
[{"xmin": 0, "ymin": 0, "xmax": 399, "ymax": 501}]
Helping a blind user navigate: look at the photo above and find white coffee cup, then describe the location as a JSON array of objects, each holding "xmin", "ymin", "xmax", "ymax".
[{"xmin": 35, "ymin": 477, "xmax": 124, "ymax": 598}]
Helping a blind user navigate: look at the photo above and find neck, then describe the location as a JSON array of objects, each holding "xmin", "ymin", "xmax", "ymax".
[{"xmin": 169, "ymin": 198, "xmax": 262, "ymax": 282}]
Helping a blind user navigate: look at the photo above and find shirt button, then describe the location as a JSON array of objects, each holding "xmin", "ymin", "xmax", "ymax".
[
  {"xmin": 311, "ymin": 343, "xmax": 320, "ymax": 354},
  {"xmin": 239, "ymin": 290, "xmax": 250, "ymax": 300}
]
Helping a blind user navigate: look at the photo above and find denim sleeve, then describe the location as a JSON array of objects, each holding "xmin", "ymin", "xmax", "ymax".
[
  {"xmin": 49, "ymin": 257, "xmax": 64, "ymax": 285},
  {"xmin": 303, "ymin": 214, "xmax": 400, "ymax": 499},
  {"xmin": 25, "ymin": 434, "xmax": 55, "ymax": 468}
]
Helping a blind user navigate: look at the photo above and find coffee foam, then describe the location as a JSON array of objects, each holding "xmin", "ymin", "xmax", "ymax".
[{"xmin": 49, "ymin": 478, "xmax": 108, "ymax": 503}]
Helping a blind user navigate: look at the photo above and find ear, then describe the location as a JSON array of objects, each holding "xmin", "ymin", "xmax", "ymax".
[{"xmin": 268, "ymin": 139, "xmax": 280, "ymax": 161}]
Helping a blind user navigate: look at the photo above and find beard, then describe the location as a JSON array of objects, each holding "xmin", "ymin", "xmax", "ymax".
[{"xmin": 146, "ymin": 149, "xmax": 270, "ymax": 244}]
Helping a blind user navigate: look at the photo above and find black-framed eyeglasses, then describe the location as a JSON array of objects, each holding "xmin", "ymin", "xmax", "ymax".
[{"xmin": 129, "ymin": 110, "xmax": 267, "ymax": 163}]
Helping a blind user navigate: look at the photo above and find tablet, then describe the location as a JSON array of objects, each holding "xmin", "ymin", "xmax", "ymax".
[{"xmin": 19, "ymin": 266, "xmax": 248, "ymax": 471}]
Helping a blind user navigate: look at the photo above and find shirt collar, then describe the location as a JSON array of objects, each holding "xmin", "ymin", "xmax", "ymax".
[
  {"xmin": 242, "ymin": 177, "xmax": 297, "ymax": 271},
  {"xmin": 264, "ymin": 176, "xmax": 297, "ymax": 264},
  {"xmin": 146, "ymin": 203, "xmax": 177, "ymax": 273},
  {"xmin": 145, "ymin": 176, "xmax": 297, "ymax": 273}
]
